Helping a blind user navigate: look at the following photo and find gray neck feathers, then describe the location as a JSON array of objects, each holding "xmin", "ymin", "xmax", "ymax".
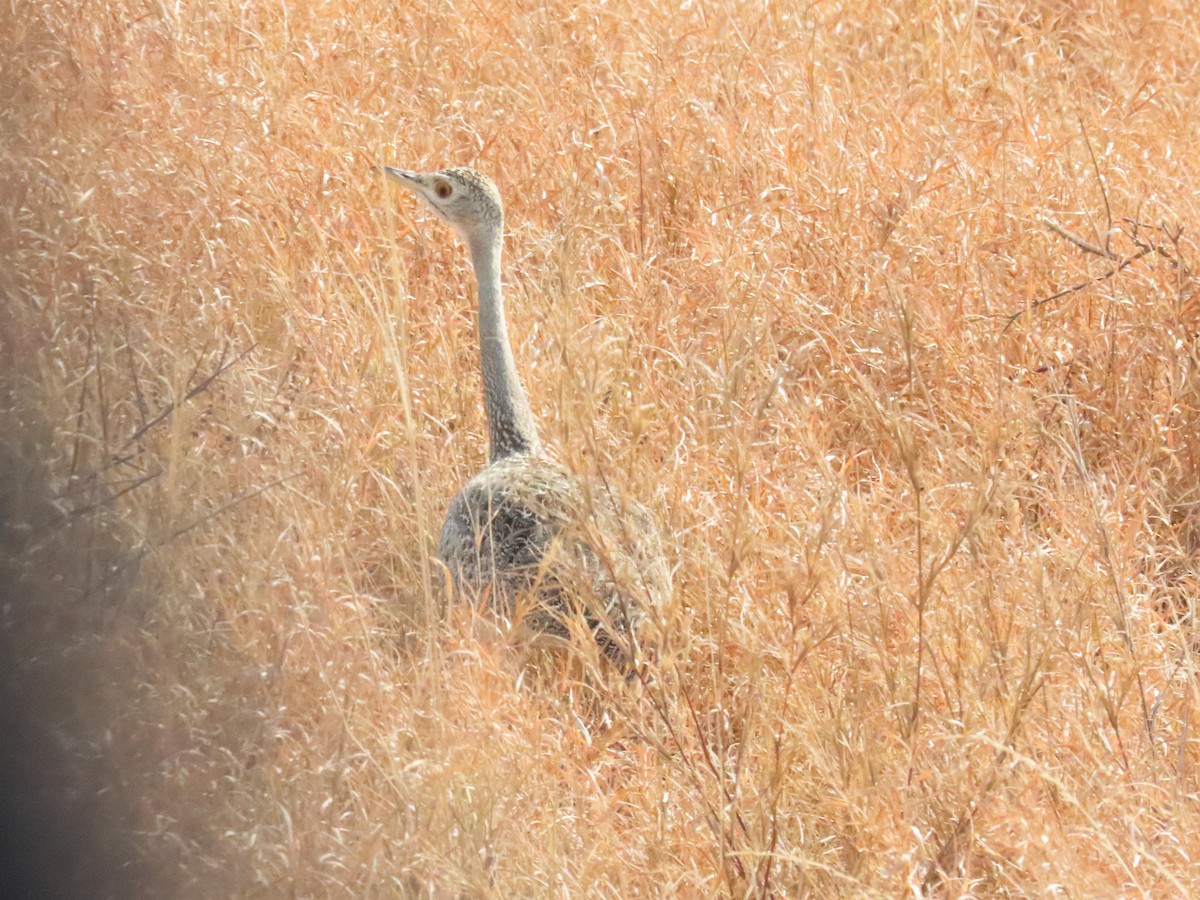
[{"xmin": 468, "ymin": 226, "xmax": 541, "ymax": 461}]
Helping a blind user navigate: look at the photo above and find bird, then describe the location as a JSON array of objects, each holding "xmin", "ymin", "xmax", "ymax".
[{"xmin": 380, "ymin": 165, "xmax": 670, "ymax": 674}]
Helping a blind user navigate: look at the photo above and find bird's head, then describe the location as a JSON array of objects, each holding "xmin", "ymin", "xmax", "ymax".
[{"xmin": 379, "ymin": 166, "xmax": 503, "ymax": 242}]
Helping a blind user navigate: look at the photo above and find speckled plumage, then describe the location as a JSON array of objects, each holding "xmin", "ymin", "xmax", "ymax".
[
  {"xmin": 382, "ymin": 165, "xmax": 670, "ymax": 671},
  {"xmin": 439, "ymin": 453, "xmax": 670, "ymax": 665}
]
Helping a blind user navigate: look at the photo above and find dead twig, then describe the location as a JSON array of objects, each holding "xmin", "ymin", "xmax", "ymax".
[
  {"xmin": 1043, "ymin": 218, "xmax": 1117, "ymax": 260},
  {"xmin": 1124, "ymin": 217, "xmax": 1189, "ymax": 275},
  {"xmin": 65, "ymin": 341, "xmax": 257, "ymax": 492},
  {"xmin": 1002, "ymin": 245, "xmax": 1152, "ymax": 332},
  {"xmin": 167, "ymin": 473, "xmax": 293, "ymax": 542},
  {"xmin": 920, "ymin": 650, "xmax": 1045, "ymax": 895},
  {"xmin": 121, "ymin": 342, "xmax": 256, "ymax": 453},
  {"xmin": 1080, "ymin": 120, "xmax": 1115, "ymax": 258}
]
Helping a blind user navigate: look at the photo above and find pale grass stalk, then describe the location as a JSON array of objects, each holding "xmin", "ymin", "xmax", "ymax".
[
  {"xmin": 373, "ymin": 180, "xmax": 442, "ymax": 672},
  {"xmin": 4, "ymin": 0, "xmax": 1200, "ymax": 894}
]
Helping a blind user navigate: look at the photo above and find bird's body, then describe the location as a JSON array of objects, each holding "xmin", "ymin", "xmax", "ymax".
[{"xmin": 382, "ymin": 165, "xmax": 669, "ymax": 670}]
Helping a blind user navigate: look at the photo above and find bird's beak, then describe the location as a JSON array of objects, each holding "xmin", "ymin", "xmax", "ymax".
[
  {"xmin": 377, "ymin": 165, "xmax": 457, "ymax": 232},
  {"xmin": 378, "ymin": 165, "xmax": 422, "ymax": 191}
]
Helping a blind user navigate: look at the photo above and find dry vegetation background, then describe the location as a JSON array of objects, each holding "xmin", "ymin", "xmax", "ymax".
[{"xmin": 2, "ymin": 0, "xmax": 1200, "ymax": 895}]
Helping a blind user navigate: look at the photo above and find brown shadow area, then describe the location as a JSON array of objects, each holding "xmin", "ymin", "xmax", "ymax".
[{"xmin": 0, "ymin": 352, "xmax": 171, "ymax": 898}]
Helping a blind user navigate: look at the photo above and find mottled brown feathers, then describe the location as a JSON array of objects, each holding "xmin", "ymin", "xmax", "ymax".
[{"xmin": 438, "ymin": 453, "xmax": 670, "ymax": 669}]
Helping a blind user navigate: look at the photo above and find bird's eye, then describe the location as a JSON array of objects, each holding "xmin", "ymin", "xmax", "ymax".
[{"xmin": 434, "ymin": 181, "xmax": 452, "ymax": 199}]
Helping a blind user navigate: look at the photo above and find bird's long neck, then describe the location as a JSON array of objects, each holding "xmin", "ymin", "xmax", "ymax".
[{"xmin": 468, "ymin": 225, "xmax": 541, "ymax": 461}]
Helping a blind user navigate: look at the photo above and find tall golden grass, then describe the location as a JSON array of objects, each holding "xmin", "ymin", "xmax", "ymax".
[{"xmin": 2, "ymin": 0, "xmax": 1199, "ymax": 894}]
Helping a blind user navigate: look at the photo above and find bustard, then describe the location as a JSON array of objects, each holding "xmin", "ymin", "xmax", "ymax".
[{"xmin": 380, "ymin": 165, "xmax": 670, "ymax": 673}]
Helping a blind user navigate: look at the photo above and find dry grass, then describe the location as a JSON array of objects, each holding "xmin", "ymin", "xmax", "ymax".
[{"xmin": 2, "ymin": 0, "xmax": 1200, "ymax": 895}]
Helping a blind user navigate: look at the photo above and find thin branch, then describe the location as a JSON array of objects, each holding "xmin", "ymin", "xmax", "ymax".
[
  {"xmin": 1043, "ymin": 218, "xmax": 1117, "ymax": 260},
  {"xmin": 1080, "ymin": 119, "xmax": 1114, "ymax": 257},
  {"xmin": 167, "ymin": 473, "xmax": 292, "ymax": 542},
  {"xmin": 121, "ymin": 342, "xmax": 256, "ymax": 451},
  {"xmin": 65, "ymin": 467, "xmax": 163, "ymax": 519},
  {"xmin": 80, "ymin": 474, "xmax": 292, "ymax": 607},
  {"xmin": 921, "ymin": 649, "xmax": 1045, "ymax": 895},
  {"xmin": 1123, "ymin": 217, "xmax": 1188, "ymax": 273},
  {"xmin": 1003, "ymin": 246, "xmax": 1152, "ymax": 332}
]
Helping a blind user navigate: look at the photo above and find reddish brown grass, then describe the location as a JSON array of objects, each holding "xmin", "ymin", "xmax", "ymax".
[{"xmin": 3, "ymin": 0, "xmax": 1199, "ymax": 895}]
